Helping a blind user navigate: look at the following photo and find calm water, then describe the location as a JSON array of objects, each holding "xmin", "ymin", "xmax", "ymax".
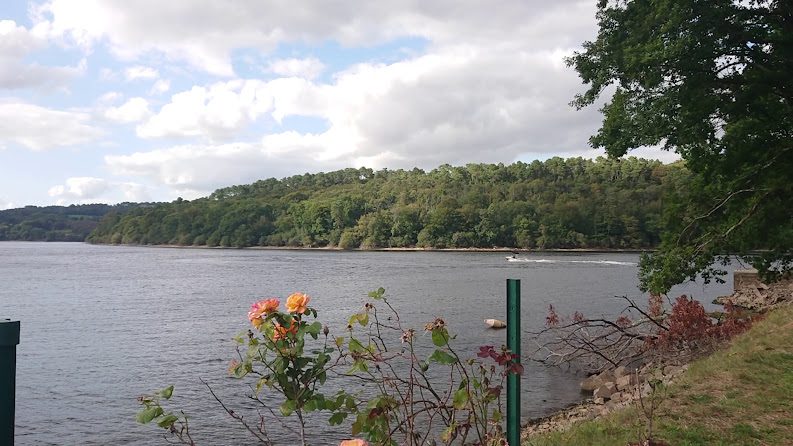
[{"xmin": 0, "ymin": 242, "xmax": 735, "ymax": 445}]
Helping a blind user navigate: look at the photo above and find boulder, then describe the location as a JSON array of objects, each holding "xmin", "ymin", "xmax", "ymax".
[
  {"xmin": 598, "ymin": 369, "xmax": 616, "ymax": 383},
  {"xmin": 593, "ymin": 382, "xmax": 616, "ymax": 400},
  {"xmin": 580, "ymin": 374, "xmax": 603, "ymax": 392},
  {"xmin": 615, "ymin": 374, "xmax": 633, "ymax": 391},
  {"xmin": 613, "ymin": 366, "xmax": 628, "ymax": 379}
]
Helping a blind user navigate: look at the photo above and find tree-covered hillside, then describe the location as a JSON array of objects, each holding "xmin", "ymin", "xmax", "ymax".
[
  {"xmin": 87, "ymin": 157, "xmax": 688, "ymax": 250},
  {"xmin": 0, "ymin": 203, "xmax": 144, "ymax": 242}
]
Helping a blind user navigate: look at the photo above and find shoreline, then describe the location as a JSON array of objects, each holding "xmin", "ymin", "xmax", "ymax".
[{"xmin": 83, "ymin": 242, "xmax": 652, "ymax": 253}]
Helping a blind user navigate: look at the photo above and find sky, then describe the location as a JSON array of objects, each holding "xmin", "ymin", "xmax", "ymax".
[{"xmin": 0, "ymin": 0, "xmax": 679, "ymax": 209}]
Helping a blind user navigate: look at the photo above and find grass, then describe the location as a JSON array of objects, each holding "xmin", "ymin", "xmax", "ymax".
[{"xmin": 523, "ymin": 304, "xmax": 793, "ymax": 446}]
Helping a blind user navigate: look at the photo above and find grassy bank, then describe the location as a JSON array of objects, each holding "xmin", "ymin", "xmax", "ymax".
[{"xmin": 523, "ymin": 304, "xmax": 793, "ymax": 446}]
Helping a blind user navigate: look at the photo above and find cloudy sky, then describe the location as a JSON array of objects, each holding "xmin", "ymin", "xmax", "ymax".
[{"xmin": 0, "ymin": 0, "xmax": 677, "ymax": 209}]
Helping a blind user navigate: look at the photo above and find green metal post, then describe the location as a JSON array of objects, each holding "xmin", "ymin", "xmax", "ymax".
[
  {"xmin": 506, "ymin": 279, "xmax": 521, "ymax": 445},
  {"xmin": 0, "ymin": 319, "xmax": 20, "ymax": 446}
]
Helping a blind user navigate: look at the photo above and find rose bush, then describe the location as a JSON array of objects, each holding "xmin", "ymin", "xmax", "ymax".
[{"xmin": 137, "ymin": 288, "xmax": 522, "ymax": 445}]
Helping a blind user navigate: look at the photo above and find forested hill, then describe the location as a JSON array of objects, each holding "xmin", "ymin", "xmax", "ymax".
[
  {"xmin": 0, "ymin": 203, "xmax": 145, "ymax": 242},
  {"xmin": 87, "ymin": 157, "xmax": 689, "ymax": 250}
]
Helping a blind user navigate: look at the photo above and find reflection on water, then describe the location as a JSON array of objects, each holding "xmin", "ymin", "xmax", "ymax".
[{"xmin": 0, "ymin": 243, "xmax": 734, "ymax": 445}]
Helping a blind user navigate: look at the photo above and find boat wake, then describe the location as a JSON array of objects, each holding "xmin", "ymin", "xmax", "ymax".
[{"xmin": 506, "ymin": 258, "xmax": 637, "ymax": 266}]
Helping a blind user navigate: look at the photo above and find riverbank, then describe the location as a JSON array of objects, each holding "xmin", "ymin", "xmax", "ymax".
[
  {"xmin": 521, "ymin": 302, "xmax": 793, "ymax": 445},
  {"xmin": 81, "ymin": 242, "xmax": 651, "ymax": 253}
]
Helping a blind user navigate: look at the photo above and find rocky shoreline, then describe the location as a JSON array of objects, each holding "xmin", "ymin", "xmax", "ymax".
[
  {"xmin": 522, "ymin": 363, "xmax": 688, "ymax": 437},
  {"xmin": 522, "ymin": 270, "xmax": 793, "ymax": 439}
]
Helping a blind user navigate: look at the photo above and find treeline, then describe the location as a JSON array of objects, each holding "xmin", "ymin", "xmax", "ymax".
[
  {"xmin": 87, "ymin": 158, "xmax": 688, "ymax": 250},
  {"xmin": 0, "ymin": 203, "xmax": 144, "ymax": 242}
]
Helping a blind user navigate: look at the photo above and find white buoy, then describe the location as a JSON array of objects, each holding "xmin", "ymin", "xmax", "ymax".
[{"xmin": 484, "ymin": 318, "xmax": 506, "ymax": 329}]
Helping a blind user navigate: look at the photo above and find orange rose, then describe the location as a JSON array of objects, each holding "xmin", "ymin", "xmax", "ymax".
[
  {"xmin": 285, "ymin": 292, "xmax": 310, "ymax": 314},
  {"xmin": 339, "ymin": 440, "xmax": 369, "ymax": 446},
  {"xmin": 273, "ymin": 322, "xmax": 298, "ymax": 341},
  {"xmin": 248, "ymin": 298, "xmax": 280, "ymax": 328}
]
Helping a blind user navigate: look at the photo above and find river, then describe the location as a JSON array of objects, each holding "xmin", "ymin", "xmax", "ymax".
[{"xmin": 0, "ymin": 242, "xmax": 735, "ymax": 445}]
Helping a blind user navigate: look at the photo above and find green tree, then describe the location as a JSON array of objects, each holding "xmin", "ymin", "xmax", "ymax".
[{"xmin": 570, "ymin": 0, "xmax": 793, "ymax": 291}]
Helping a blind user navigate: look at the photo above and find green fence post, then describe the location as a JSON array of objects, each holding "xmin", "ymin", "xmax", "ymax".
[
  {"xmin": 506, "ymin": 279, "xmax": 521, "ymax": 445},
  {"xmin": 0, "ymin": 319, "xmax": 20, "ymax": 446}
]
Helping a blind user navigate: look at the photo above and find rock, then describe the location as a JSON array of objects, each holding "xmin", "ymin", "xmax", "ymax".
[
  {"xmin": 580, "ymin": 374, "xmax": 603, "ymax": 392},
  {"xmin": 593, "ymin": 382, "xmax": 616, "ymax": 400},
  {"xmin": 598, "ymin": 369, "xmax": 616, "ymax": 383},
  {"xmin": 663, "ymin": 365, "xmax": 683, "ymax": 377},
  {"xmin": 615, "ymin": 374, "xmax": 633, "ymax": 391},
  {"xmin": 610, "ymin": 391, "xmax": 622, "ymax": 402},
  {"xmin": 613, "ymin": 366, "xmax": 628, "ymax": 379},
  {"xmin": 715, "ymin": 272, "xmax": 792, "ymax": 310},
  {"xmin": 593, "ymin": 397, "xmax": 604, "ymax": 405}
]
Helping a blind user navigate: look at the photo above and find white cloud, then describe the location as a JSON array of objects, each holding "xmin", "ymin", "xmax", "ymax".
[
  {"xmin": 30, "ymin": 0, "xmax": 595, "ymax": 76},
  {"xmin": 266, "ymin": 57, "xmax": 325, "ymax": 80},
  {"xmin": 47, "ymin": 177, "xmax": 150, "ymax": 204},
  {"xmin": 136, "ymin": 78, "xmax": 326, "ymax": 140},
  {"xmin": 0, "ymin": 100, "xmax": 103, "ymax": 150},
  {"xmin": 149, "ymin": 78, "xmax": 170, "ymax": 94},
  {"xmin": 124, "ymin": 65, "xmax": 158, "ymax": 81},
  {"xmin": 20, "ymin": 0, "xmax": 646, "ymax": 203},
  {"xmin": 97, "ymin": 91, "xmax": 123, "ymax": 103},
  {"xmin": 48, "ymin": 177, "xmax": 109, "ymax": 201},
  {"xmin": 103, "ymin": 97, "xmax": 150, "ymax": 123},
  {"xmin": 118, "ymin": 182, "xmax": 150, "ymax": 201},
  {"xmin": 105, "ymin": 143, "xmax": 281, "ymax": 192},
  {"xmin": 0, "ymin": 197, "xmax": 15, "ymax": 210},
  {"xmin": 129, "ymin": 42, "xmax": 604, "ymax": 188},
  {"xmin": 0, "ymin": 20, "xmax": 82, "ymax": 89}
]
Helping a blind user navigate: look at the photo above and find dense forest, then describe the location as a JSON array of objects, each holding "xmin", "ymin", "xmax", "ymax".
[
  {"xmin": 0, "ymin": 203, "xmax": 143, "ymax": 241},
  {"xmin": 87, "ymin": 157, "xmax": 688, "ymax": 250}
]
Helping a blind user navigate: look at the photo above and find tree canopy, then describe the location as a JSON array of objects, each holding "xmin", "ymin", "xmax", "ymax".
[
  {"xmin": 87, "ymin": 158, "xmax": 684, "ymax": 251},
  {"xmin": 569, "ymin": 0, "xmax": 792, "ymax": 292},
  {"xmin": 0, "ymin": 203, "xmax": 142, "ymax": 242}
]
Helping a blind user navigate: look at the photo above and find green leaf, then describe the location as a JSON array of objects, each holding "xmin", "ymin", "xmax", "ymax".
[
  {"xmin": 453, "ymin": 387, "xmax": 469, "ymax": 409},
  {"xmin": 328, "ymin": 412, "xmax": 347, "ymax": 425},
  {"xmin": 255, "ymin": 377, "xmax": 269, "ymax": 394},
  {"xmin": 428, "ymin": 349, "xmax": 456, "ymax": 365},
  {"xmin": 351, "ymin": 420, "xmax": 362, "ymax": 436},
  {"xmin": 368, "ymin": 287, "xmax": 385, "ymax": 300},
  {"xmin": 136, "ymin": 406, "xmax": 163, "ymax": 424},
  {"xmin": 231, "ymin": 362, "xmax": 248, "ymax": 378},
  {"xmin": 306, "ymin": 321, "xmax": 322, "ymax": 337},
  {"xmin": 347, "ymin": 359, "xmax": 369, "ymax": 374},
  {"xmin": 335, "ymin": 336, "xmax": 345, "ymax": 348},
  {"xmin": 349, "ymin": 337, "xmax": 365, "ymax": 353},
  {"xmin": 431, "ymin": 328, "xmax": 450, "ymax": 347},
  {"xmin": 357, "ymin": 312, "xmax": 369, "ymax": 326},
  {"xmin": 156, "ymin": 414, "xmax": 179, "ymax": 428},
  {"xmin": 280, "ymin": 399, "xmax": 296, "ymax": 417},
  {"xmin": 441, "ymin": 423, "xmax": 456, "ymax": 442},
  {"xmin": 159, "ymin": 385, "xmax": 174, "ymax": 400},
  {"xmin": 273, "ymin": 357, "xmax": 286, "ymax": 374}
]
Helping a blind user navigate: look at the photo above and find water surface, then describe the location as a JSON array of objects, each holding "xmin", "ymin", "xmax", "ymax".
[{"xmin": 0, "ymin": 242, "xmax": 734, "ymax": 445}]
